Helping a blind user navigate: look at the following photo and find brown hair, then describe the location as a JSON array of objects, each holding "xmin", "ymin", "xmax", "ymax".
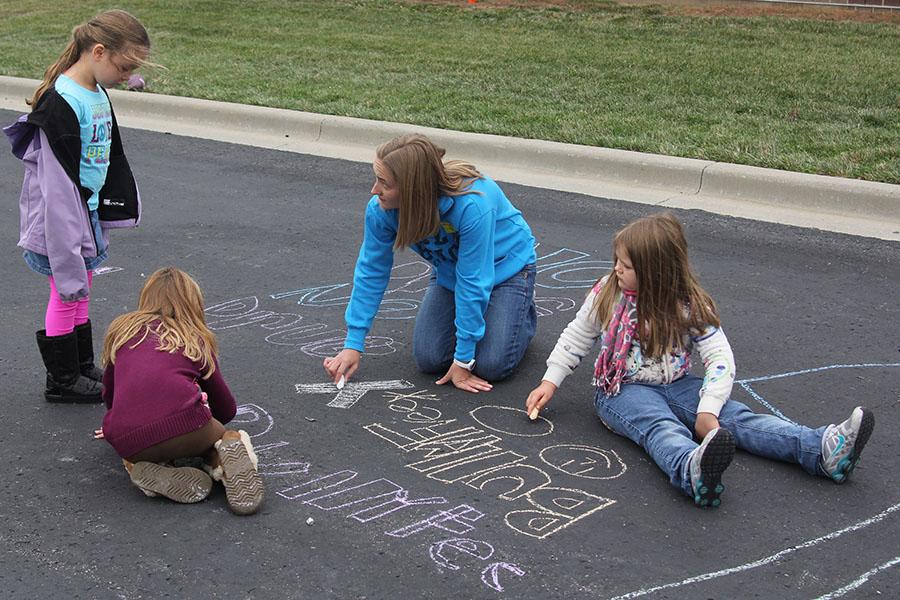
[
  {"xmin": 592, "ymin": 212, "xmax": 720, "ymax": 358},
  {"xmin": 29, "ymin": 10, "xmax": 151, "ymax": 107},
  {"xmin": 376, "ymin": 134, "xmax": 482, "ymax": 248},
  {"xmin": 101, "ymin": 267, "xmax": 219, "ymax": 378}
]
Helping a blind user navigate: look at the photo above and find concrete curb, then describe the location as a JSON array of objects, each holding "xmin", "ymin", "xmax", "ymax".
[{"xmin": 2, "ymin": 75, "xmax": 898, "ymax": 240}]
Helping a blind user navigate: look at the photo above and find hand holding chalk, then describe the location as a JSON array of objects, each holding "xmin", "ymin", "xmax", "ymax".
[
  {"xmin": 525, "ymin": 380, "xmax": 558, "ymax": 421},
  {"xmin": 323, "ymin": 348, "xmax": 361, "ymax": 387}
]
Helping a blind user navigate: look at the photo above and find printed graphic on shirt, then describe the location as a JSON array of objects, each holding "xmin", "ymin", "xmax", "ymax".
[
  {"xmin": 412, "ymin": 224, "xmax": 459, "ymax": 266},
  {"xmin": 84, "ymin": 103, "xmax": 112, "ymax": 167}
]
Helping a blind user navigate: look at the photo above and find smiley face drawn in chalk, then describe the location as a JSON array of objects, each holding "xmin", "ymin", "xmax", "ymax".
[{"xmin": 539, "ymin": 444, "xmax": 627, "ymax": 480}]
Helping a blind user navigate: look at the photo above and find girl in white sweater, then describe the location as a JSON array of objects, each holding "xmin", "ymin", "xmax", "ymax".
[{"xmin": 525, "ymin": 212, "xmax": 874, "ymax": 508}]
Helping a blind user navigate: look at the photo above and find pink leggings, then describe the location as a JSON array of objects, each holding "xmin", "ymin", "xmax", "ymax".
[{"xmin": 46, "ymin": 272, "xmax": 93, "ymax": 336}]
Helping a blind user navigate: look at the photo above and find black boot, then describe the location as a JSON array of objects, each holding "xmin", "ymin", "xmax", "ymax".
[
  {"xmin": 35, "ymin": 330, "xmax": 103, "ymax": 403},
  {"xmin": 74, "ymin": 320, "xmax": 104, "ymax": 381}
]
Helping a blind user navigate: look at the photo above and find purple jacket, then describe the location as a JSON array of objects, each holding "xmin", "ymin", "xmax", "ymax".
[{"xmin": 5, "ymin": 110, "xmax": 141, "ymax": 302}]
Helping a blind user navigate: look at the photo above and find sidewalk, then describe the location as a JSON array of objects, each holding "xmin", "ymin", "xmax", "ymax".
[{"xmin": 2, "ymin": 75, "xmax": 898, "ymax": 241}]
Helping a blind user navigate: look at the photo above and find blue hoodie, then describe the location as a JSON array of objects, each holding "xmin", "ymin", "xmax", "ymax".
[{"xmin": 344, "ymin": 176, "xmax": 536, "ymax": 362}]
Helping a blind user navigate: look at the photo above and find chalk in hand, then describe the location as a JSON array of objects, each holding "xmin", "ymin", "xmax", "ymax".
[
  {"xmin": 529, "ymin": 407, "xmax": 539, "ymax": 421},
  {"xmin": 336, "ymin": 375, "xmax": 345, "ymax": 390}
]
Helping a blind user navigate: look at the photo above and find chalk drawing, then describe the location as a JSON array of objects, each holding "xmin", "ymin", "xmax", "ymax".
[
  {"xmin": 233, "ymin": 399, "xmax": 525, "ymax": 593},
  {"xmin": 469, "ymin": 405, "xmax": 554, "ymax": 438},
  {"xmin": 268, "ymin": 245, "xmax": 612, "ymax": 323},
  {"xmin": 232, "ymin": 403, "xmax": 274, "ymax": 437},
  {"xmin": 274, "ymin": 466, "xmax": 525, "ymax": 591},
  {"xmin": 271, "ymin": 261, "xmax": 432, "ymax": 319},
  {"xmin": 226, "ymin": 404, "xmax": 310, "ymax": 478},
  {"xmin": 534, "ymin": 247, "xmax": 613, "ymax": 290},
  {"xmin": 482, "ymin": 562, "xmax": 527, "ymax": 593},
  {"xmin": 736, "ymin": 363, "xmax": 900, "ymax": 425},
  {"xmin": 93, "ymin": 266, "xmax": 123, "ymax": 275},
  {"xmin": 383, "ymin": 389, "xmax": 447, "ymax": 423},
  {"xmin": 205, "ymin": 295, "xmax": 397, "ymax": 356},
  {"xmin": 813, "ymin": 555, "xmax": 900, "ymax": 600},
  {"xmin": 430, "ymin": 537, "xmax": 494, "ymax": 571},
  {"xmin": 539, "ymin": 445, "xmax": 627, "ymax": 480},
  {"xmin": 504, "ymin": 487, "xmax": 616, "ymax": 540},
  {"xmin": 535, "ymin": 296, "xmax": 577, "ymax": 318},
  {"xmin": 387, "ymin": 505, "xmax": 485, "ymax": 538},
  {"xmin": 607, "ymin": 502, "xmax": 900, "ymax": 600},
  {"xmin": 359, "ymin": 391, "xmax": 619, "ymax": 538},
  {"xmin": 295, "ymin": 379, "xmax": 414, "ymax": 409}
]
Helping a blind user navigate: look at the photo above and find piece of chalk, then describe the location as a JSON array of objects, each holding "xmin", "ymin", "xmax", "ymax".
[
  {"xmin": 336, "ymin": 375, "xmax": 345, "ymax": 390},
  {"xmin": 529, "ymin": 407, "xmax": 539, "ymax": 421}
]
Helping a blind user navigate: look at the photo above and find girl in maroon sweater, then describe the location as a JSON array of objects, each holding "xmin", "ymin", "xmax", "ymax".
[{"xmin": 99, "ymin": 267, "xmax": 264, "ymax": 515}]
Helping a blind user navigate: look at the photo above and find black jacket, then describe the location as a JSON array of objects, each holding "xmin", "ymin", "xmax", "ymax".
[{"xmin": 26, "ymin": 86, "xmax": 139, "ymax": 223}]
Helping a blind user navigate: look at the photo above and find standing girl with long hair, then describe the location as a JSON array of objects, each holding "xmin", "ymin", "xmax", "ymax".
[
  {"xmin": 100, "ymin": 267, "xmax": 264, "ymax": 515},
  {"xmin": 4, "ymin": 10, "xmax": 148, "ymax": 403},
  {"xmin": 526, "ymin": 212, "xmax": 875, "ymax": 507},
  {"xmin": 324, "ymin": 133, "xmax": 538, "ymax": 393}
]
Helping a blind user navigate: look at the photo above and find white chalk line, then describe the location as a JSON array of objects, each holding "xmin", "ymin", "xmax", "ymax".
[
  {"xmin": 738, "ymin": 363, "xmax": 900, "ymax": 384},
  {"xmin": 735, "ymin": 362, "xmax": 900, "ymax": 426},
  {"xmin": 813, "ymin": 555, "xmax": 900, "ymax": 600},
  {"xmin": 607, "ymin": 501, "xmax": 900, "ymax": 600}
]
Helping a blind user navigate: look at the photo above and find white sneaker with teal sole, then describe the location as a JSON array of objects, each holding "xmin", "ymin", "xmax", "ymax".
[
  {"xmin": 821, "ymin": 406, "xmax": 874, "ymax": 484},
  {"xmin": 689, "ymin": 427, "xmax": 735, "ymax": 508}
]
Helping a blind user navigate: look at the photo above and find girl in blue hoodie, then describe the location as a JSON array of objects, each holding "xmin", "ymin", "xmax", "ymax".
[{"xmin": 324, "ymin": 134, "xmax": 537, "ymax": 393}]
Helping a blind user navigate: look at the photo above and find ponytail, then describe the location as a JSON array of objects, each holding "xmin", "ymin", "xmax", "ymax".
[
  {"xmin": 29, "ymin": 10, "xmax": 151, "ymax": 108},
  {"xmin": 29, "ymin": 28, "xmax": 88, "ymax": 107}
]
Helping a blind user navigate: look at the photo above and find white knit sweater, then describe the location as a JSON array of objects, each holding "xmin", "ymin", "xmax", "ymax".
[{"xmin": 542, "ymin": 284, "xmax": 736, "ymax": 416}]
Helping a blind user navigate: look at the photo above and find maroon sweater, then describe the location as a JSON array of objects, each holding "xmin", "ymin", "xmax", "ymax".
[{"xmin": 101, "ymin": 330, "xmax": 237, "ymax": 458}]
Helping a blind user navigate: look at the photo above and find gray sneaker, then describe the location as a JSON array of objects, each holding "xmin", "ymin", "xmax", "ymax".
[
  {"xmin": 688, "ymin": 427, "xmax": 735, "ymax": 508},
  {"xmin": 820, "ymin": 407, "xmax": 875, "ymax": 484}
]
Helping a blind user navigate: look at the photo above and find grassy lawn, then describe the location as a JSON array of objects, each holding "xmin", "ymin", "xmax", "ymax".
[{"xmin": 1, "ymin": 0, "xmax": 897, "ymax": 183}]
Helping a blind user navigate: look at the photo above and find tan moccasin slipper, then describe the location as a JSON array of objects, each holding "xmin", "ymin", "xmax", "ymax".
[
  {"xmin": 215, "ymin": 430, "xmax": 264, "ymax": 515},
  {"xmin": 128, "ymin": 461, "xmax": 213, "ymax": 504}
]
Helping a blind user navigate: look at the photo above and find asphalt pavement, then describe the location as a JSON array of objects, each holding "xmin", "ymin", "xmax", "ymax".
[{"xmin": 1, "ymin": 109, "xmax": 898, "ymax": 599}]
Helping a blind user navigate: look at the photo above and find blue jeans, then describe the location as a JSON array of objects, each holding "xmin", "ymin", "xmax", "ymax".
[
  {"xmin": 412, "ymin": 264, "xmax": 537, "ymax": 382},
  {"xmin": 594, "ymin": 375, "xmax": 827, "ymax": 497},
  {"xmin": 23, "ymin": 209, "xmax": 108, "ymax": 275}
]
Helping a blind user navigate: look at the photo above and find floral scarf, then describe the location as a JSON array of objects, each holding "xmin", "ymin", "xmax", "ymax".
[{"xmin": 593, "ymin": 287, "xmax": 638, "ymax": 396}]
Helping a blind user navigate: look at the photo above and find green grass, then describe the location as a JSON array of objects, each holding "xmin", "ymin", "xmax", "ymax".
[{"xmin": 2, "ymin": 0, "xmax": 898, "ymax": 183}]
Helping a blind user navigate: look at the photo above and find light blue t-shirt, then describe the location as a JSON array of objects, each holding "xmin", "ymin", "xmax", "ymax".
[{"xmin": 55, "ymin": 74, "xmax": 113, "ymax": 211}]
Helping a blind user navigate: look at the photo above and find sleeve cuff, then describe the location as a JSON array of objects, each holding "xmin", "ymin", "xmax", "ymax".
[
  {"xmin": 453, "ymin": 339, "xmax": 476, "ymax": 363},
  {"xmin": 697, "ymin": 396, "xmax": 725, "ymax": 418},
  {"xmin": 542, "ymin": 364, "xmax": 571, "ymax": 388},
  {"xmin": 344, "ymin": 327, "xmax": 367, "ymax": 353}
]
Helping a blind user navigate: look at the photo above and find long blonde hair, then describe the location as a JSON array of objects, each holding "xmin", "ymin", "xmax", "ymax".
[
  {"xmin": 29, "ymin": 10, "xmax": 151, "ymax": 107},
  {"xmin": 101, "ymin": 267, "xmax": 219, "ymax": 378},
  {"xmin": 592, "ymin": 212, "xmax": 720, "ymax": 358},
  {"xmin": 376, "ymin": 134, "xmax": 482, "ymax": 248}
]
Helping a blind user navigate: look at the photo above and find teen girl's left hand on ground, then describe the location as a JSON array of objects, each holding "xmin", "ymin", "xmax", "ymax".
[{"xmin": 435, "ymin": 363, "xmax": 493, "ymax": 393}]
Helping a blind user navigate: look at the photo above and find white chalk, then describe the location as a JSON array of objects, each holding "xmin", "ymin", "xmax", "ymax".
[
  {"xmin": 336, "ymin": 375, "xmax": 345, "ymax": 390},
  {"xmin": 529, "ymin": 407, "xmax": 540, "ymax": 421},
  {"xmin": 306, "ymin": 517, "xmax": 314, "ymax": 525}
]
